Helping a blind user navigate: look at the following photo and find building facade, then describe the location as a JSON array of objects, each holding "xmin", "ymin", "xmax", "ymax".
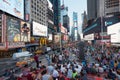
[
  {"xmin": 87, "ymin": 0, "xmax": 98, "ymax": 20},
  {"xmin": 87, "ymin": 0, "xmax": 120, "ymax": 19},
  {"xmin": 50, "ymin": 0, "xmax": 61, "ymax": 32},
  {"xmin": 30, "ymin": 0, "xmax": 48, "ymax": 26},
  {"xmin": 61, "ymin": 4, "xmax": 69, "ymax": 32},
  {"xmin": 104, "ymin": 0, "xmax": 120, "ymax": 16}
]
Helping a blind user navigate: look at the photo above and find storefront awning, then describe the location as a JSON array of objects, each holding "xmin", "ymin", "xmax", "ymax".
[{"xmin": 25, "ymin": 43, "xmax": 39, "ymax": 47}]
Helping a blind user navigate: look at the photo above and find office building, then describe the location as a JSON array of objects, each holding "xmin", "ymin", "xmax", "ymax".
[
  {"xmin": 47, "ymin": 0, "xmax": 54, "ymax": 33},
  {"xmin": 87, "ymin": 0, "xmax": 120, "ymax": 19},
  {"xmin": 49, "ymin": 0, "xmax": 61, "ymax": 32},
  {"xmin": 87, "ymin": 0, "xmax": 98, "ymax": 20},
  {"xmin": 25, "ymin": 0, "xmax": 48, "ymax": 26},
  {"xmin": 104, "ymin": 0, "xmax": 120, "ymax": 16},
  {"xmin": 61, "ymin": 4, "xmax": 70, "ymax": 32}
]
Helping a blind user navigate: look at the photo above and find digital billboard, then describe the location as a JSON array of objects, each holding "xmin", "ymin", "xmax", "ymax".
[
  {"xmin": 6, "ymin": 16, "xmax": 21, "ymax": 42},
  {"xmin": 33, "ymin": 21, "xmax": 48, "ymax": 37},
  {"xmin": 21, "ymin": 21, "xmax": 30, "ymax": 42},
  {"xmin": 0, "ymin": 0, "xmax": 24, "ymax": 19}
]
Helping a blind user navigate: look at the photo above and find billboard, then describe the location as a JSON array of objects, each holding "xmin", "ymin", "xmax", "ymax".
[
  {"xmin": 0, "ymin": 0, "xmax": 24, "ymax": 19},
  {"xmin": 6, "ymin": 16, "xmax": 21, "ymax": 42},
  {"xmin": 33, "ymin": 21, "xmax": 48, "ymax": 37},
  {"xmin": 21, "ymin": 21, "xmax": 30, "ymax": 42},
  {"xmin": 25, "ymin": 0, "xmax": 31, "ymax": 21},
  {"xmin": 48, "ymin": 34, "xmax": 52, "ymax": 40},
  {"xmin": 61, "ymin": 25, "xmax": 67, "ymax": 34},
  {"xmin": 54, "ymin": 35, "xmax": 60, "ymax": 43},
  {"xmin": 107, "ymin": 22, "xmax": 120, "ymax": 43}
]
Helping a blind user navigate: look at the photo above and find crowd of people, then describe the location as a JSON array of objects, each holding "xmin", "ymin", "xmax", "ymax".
[
  {"xmin": 1, "ymin": 42, "xmax": 120, "ymax": 80},
  {"xmin": 16, "ymin": 47, "xmax": 86, "ymax": 80}
]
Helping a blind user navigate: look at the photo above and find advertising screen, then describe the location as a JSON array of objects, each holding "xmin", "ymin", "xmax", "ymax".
[
  {"xmin": 0, "ymin": 0, "xmax": 24, "ymax": 19},
  {"xmin": 33, "ymin": 21, "xmax": 47, "ymax": 37},
  {"xmin": 54, "ymin": 35, "xmax": 60, "ymax": 43},
  {"xmin": 48, "ymin": 34, "xmax": 52, "ymax": 40},
  {"xmin": 6, "ymin": 16, "xmax": 20, "ymax": 42},
  {"xmin": 21, "ymin": 21, "xmax": 30, "ymax": 42}
]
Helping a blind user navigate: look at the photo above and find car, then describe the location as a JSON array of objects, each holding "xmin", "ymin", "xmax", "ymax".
[
  {"xmin": 35, "ymin": 49, "xmax": 43, "ymax": 54},
  {"xmin": 12, "ymin": 51, "xmax": 34, "ymax": 67},
  {"xmin": 15, "ymin": 57, "xmax": 34, "ymax": 67}
]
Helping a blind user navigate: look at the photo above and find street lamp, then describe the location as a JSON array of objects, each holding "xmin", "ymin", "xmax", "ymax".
[{"xmin": 101, "ymin": 2, "xmax": 104, "ymax": 52}]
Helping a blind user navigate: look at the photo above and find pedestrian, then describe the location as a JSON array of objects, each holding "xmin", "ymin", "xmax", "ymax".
[
  {"xmin": 45, "ymin": 54, "xmax": 51, "ymax": 66},
  {"xmin": 41, "ymin": 69, "xmax": 53, "ymax": 80},
  {"xmin": 34, "ymin": 54, "xmax": 39, "ymax": 68},
  {"xmin": 52, "ymin": 67, "xmax": 59, "ymax": 80}
]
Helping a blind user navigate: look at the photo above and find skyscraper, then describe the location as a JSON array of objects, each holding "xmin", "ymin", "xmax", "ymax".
[
  {"xmin": 87, "ymin": 0, "xmax": 98, "ymax": 20},
  {"xmin": 50, "ymin": 0, "xmax": 61, "ymax": 32},
  {"xmin": 25, "ymin": 0, "xmax": 48, "ymax": 26},
  {"xmin": 87, "ymin": 0, "xmax": 120, "ymax": 19},
  {"xmin": 104, "ymin": 0, "xmax": 120, "ymax": 16}
]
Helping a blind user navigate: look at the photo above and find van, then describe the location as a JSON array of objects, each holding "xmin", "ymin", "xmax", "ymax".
[
  {"xmin": 12, "ymin": 51, "xmax": 33, "ymax": 60},
  {"xmin": 12, "ymin": 51, "xmax": 34, "ymax": 67}
]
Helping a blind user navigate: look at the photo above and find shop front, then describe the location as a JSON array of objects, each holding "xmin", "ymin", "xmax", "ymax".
[
  {"xmin": 107, "ymin": 22, "xmax": 120, "ymax": 47},
  {"xmin": 32, "ymin": 21, "xmax": 48, "ymax": 54},
  {"xmin": 84, "ymin": 33, "xmax": 94, "ymax": 44}
]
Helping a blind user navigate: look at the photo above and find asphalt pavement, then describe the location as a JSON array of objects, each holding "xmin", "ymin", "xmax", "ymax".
[{"xmin": 0, "ymin": 50, "xmax": 59, "ymax": 77}]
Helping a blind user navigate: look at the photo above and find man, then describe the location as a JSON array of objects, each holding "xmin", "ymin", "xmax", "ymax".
[
  {"xmin": 34, "ymin": 54, "xmax": 39, "ymax": 68},
  {"xmin": 52, "ymin": 67, "xmax": 59, "ymax": 80}
]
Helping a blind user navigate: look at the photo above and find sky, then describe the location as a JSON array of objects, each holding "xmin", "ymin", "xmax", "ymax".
[{"xmin": 63, "ymin": 0, "xmax": 87, "ymax": 34}]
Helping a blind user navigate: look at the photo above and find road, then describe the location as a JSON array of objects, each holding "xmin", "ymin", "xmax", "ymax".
[{"xmin": 0, "ymin": 50, "xmax": 57, "ymax": 77}]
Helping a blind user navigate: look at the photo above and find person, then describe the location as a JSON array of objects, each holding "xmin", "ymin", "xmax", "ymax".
[
  {"xmin": 67, "ymin": 66, "xmax": 73, "ymax": 79},
  {"xmin": 34, "ymin": 54, "xmax": 39, "ymax": 68},
  {"xmin": 22, "ymin": 64, "xmax": 30, "ymax": 76},
  {"xmin": 95, "ymin": 74, "xmax": 103, "ymax": 80},
  {"xmin": 45, "ymin": 54, "xmax": 51, "ymax": 66},
  {"xmin": 47, "ymin": 63, "xmax": 54, "ymax": 75},
  {"xmin": 59, "ymin": 53, "xmax": 63, "ymax": 64},
  {"xmin": 72, "ymin": 70, "xmax": 78, "ymax": 79},
  {"xmin": 41, "ymin": 69, "xmax": 53, "ymax": 80},
  {"xmin": 38, "ymin": 61, "xmax": 42, "ymax": 68},
  {"xmin": 21, "ymin": 23, "xmax": 30, "ymax": 41},
  {"xmin": 52, "ymin": 67, "xmax": 59, "ymax": 80},
  {"xmin": 107, "ymin": 69, "xmax": 116, "ymax": 80}
]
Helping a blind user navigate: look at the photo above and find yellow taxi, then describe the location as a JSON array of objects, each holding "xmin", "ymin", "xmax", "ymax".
[{"xmin": 16, "ymin": 57, "xmax": 34, "ymax": 67}]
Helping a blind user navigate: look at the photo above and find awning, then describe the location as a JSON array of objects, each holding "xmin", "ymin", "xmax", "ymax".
[{"xmin": 25, "ymin": 43, "xmax": 39, "ymax": 47}]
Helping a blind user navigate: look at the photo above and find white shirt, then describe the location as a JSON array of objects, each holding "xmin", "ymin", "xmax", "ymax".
[
  {"xmin": 52, "ymin": 69, "xmax": 59, "ymax": 78},
  {"xmin": 67, "ymin": 63, "xmax": 70, "ymax": 69},
  {"xmin": 59, "ymin": 55, "xmax": 62, "ymax": 61},
  {"xmin": 47, "ymin": 65, "xmax": 54, "ymax": 74},
  {"xmin": 61, "ymin": 66, "xmax": 66, "ymax": 73},
  {"xmin": 98, "ymin": 67, "xmax": 104, "ymax": 73}
]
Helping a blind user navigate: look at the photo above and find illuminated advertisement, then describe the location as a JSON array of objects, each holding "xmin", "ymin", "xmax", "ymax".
[
  {"xmin": 6, "ymin": 16, "xmax": 20, "ymax": 42},
  {"xmin": 25, "ymin": 0, "xmax": 30, "ymax": 21},
  {"xmin": 21, "ymin": 21, "xmax": 30, "ymax": 42},
  {"xmin": 48, "ymin": 34, "xmax": 52, "ymax": 40},
  {"xmin": 108, "ymin": 22, "xmax": 120, "ymax": 43},
  {"xmin": 54, "ymin": 35, "xmax": 60, "ymax": 43},
  {"xmin": 33, "ymin": 21, "xmax": 48, "ymax": 37},
  {"xmin": 0, "ymin": 0, "xmax": 24, "ymax": 19},
  {"xmin": 61, "ymin": 25, "xmax": 67, "ymax": 34}
]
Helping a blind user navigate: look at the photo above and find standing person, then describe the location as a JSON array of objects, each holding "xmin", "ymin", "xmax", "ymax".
[
  {"xmin": 52, "ymin": 67, "xmax": 59, "ymax": 80},
  {"xmin": 34, "ymin": 54, "xmax": 39, "ymax": 68},
  {"xmin": 45, "ymin": 54, "xmax": 51, "ymax": 66},
  {"xmin": 59, "ymin": 53, "xmax": 63, "ymax": 64}
]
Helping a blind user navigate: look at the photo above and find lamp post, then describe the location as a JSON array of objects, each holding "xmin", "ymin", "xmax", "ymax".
[
  {"xmin": 101, "ymin": 2, "xmax": 104, "ymax": 52},
  {"xmin": 101, "ymin": 16, "xmax": 104, "ymax": 52}
]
